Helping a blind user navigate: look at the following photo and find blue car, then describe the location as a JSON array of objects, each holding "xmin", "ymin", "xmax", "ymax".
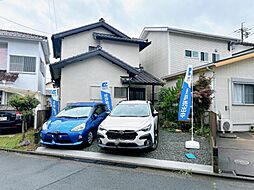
[{"xmin": 40, "ymin": 102, "xmax": 109, "ymax": 147}]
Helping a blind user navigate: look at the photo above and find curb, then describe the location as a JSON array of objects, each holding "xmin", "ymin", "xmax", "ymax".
[{"xmin": 1, "ymin": 148, "xmax": 254, "ymax": 182}]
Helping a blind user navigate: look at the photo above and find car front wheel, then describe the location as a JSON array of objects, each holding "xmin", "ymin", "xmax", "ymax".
[
  {"xmin": 150, "ymin": 128, "xmax": 159, "ymax": 151},
  {"xmin": 86, "ymin": 130, "xmax": 94, "ymax": 146}
]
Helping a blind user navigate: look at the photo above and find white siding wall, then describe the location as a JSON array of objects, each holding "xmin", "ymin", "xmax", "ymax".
[
  {"xmin": 7, "ymin": 39, "xmax": 39, "ymax": 92},
  {"xmin": 60, "ymin": 57, "xmax": 129, "ymax": 109},
  {"xmin": 38, "ymin": 42, "xmax": 46, "ymax": 95},
  {"xmin": 169, "ymin": 33, "xmax": 231, "ymax": 74},
  {"xmin": 101, "ymin": 40, "xmax": 139, "ymax": 67},
  {"xmin": 215, "ymin": 58, "xmax": 254, "ymax": 131},
  {"xmin": 140, "ymin": 32, "xmax": 170, "ymax": 78},
  {"xmin": 61, "ymin": 28, "xmax": 111, "ymax": 59}
]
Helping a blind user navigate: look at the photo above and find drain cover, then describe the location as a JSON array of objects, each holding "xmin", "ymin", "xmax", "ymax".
[{"xmin": 234, "ymin": 159, "xmax": 250, "ymax": 165}]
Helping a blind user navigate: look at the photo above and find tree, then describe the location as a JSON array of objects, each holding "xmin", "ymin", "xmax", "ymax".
[
  {"xmin": 157, "ymin": 77, "xmax": 183, "ymax": 122},
  {"xmin": 193, "ymin": 73, "xmax": 214, "ymax": 134},
  {"xmin": 8, "ymin": 95, "xmax": 40, "ymax": 141}
]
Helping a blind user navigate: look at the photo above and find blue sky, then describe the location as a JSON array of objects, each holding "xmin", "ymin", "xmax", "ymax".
[{"xmin": 0, "ymin": 0, "xmax": 254, "ymax": 57}]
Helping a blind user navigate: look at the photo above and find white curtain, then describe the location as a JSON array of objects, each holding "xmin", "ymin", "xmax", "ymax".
[{"xmin": 233, "ymin": 83, "xmax": 243, "ymax": 104}]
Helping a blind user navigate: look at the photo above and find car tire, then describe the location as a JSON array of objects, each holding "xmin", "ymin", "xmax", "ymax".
[
  {"xmin": 150, "ymin": 127, "xmax": 159, "ymax": 151},
  {"xmin": 85, "ymin": 130, "xmax": 94, "ymax": 146}
]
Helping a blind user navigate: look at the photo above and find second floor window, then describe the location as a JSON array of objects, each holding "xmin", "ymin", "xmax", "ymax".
[
  {"xmin": 201, "ymin": 52, "xmax": 208, "ymax": 62},
  {"xmin": 185, "ymin": 50, "xmax": 199, "ymax": 58},
  {"xmin": 212, "ymin": 53, "xmax": 220, "ymax": 62},
  {"xmin": 9, "ymin": 55, "xmax": 36, "ymax": 73}
]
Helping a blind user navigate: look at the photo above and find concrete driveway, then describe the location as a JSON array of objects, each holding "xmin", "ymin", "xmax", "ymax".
[{"xmin": 217, "ymin": 132, "xmax": 254, "ymax": 177}]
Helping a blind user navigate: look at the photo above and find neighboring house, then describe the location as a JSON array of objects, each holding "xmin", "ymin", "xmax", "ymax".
[
  {"xmin": 139, "ymin": 26, "xmax": 254, "ymax": 79},
  {"xmin": 50, "ymin": 18, "xmax": 163, "ymax": 109},
  {"xmin": 163, "ymin": 49, "xmax": 254, "ymax": 132},
  {"xmin": 0, "ymin": 29, "xmax": 50, "ymax": 127}
]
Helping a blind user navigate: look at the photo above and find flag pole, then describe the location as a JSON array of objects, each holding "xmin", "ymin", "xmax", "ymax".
[
  {"xmin": 185, "ymin": 64, "xmax": 200, "ymax": 149},
  {"xmin": 191, "ymin": 68, "xmax": 194, "ymax": 141}
]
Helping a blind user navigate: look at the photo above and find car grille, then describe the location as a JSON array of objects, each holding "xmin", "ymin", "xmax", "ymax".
[
  {"xmin": 44, "ymin": 133, "xmax": 72, "ymax": 144},
  {"xmin": 106, "ymin": 130, "xmax": 137, "ymax": 140},
  {"xmin": 106, "ymin": 142, "xmax": 138, "ymax": 147}
]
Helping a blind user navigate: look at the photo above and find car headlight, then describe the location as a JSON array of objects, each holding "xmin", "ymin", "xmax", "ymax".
[
  {"xmin": 42, "ymin": 122, "xmax": 48, "ymax": 131},
  {"xmin": 98, "ymin": 125, "xmax": 107, "ymax": 131},
  {"xmin": 139, "ymin": 124, "xmax": 152, "ymax": 132},
  {"xmin": 71, "ymin": 123, "xmax": 86, "ymax": 132}
]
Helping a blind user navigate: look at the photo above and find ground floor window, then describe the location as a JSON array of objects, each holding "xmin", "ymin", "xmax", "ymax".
[
  {"xmin": 114, "ymin": 87, "xmax": 127, "ymax": 98},
  {"xmin": 233, "ymin": 83, "xmax": 254, "ymax": 104}
]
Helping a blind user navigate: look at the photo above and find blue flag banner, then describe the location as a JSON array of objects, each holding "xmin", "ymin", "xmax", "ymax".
[
  {"xmin": 100, "ymin": 81, "xmax": 113, "ymax": 111},
  {"xmin": 51, "ymin": 89, "xmax": 59, "ymax": 117},
  {"xmin": 178, "ymin": 65, "xmax": 193, "ymax": 121}
]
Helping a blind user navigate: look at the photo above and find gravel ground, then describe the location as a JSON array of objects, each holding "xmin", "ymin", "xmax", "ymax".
[{"xmin": 84, "ymin": 129, "xmax": 212, "ymax": 165}]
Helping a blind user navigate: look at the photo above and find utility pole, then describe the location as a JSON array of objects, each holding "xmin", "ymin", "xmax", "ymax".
[{"xmin": 234, "ymin": 22, "xmax": 252, "ymax": 42}]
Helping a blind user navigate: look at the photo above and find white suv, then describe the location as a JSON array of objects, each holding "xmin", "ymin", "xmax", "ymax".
[{"xmin": 97, "ymin": 100, "xmax": 159, "ymax": 150}]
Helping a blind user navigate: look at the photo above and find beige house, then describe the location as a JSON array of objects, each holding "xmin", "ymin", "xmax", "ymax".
[
  {"xmin": 50, "ymin": 18, "xmax": 163, "ymax": 109},
  {"xmin": 163, "ymin": 48, "xmax": 254, "ymax": 132}
]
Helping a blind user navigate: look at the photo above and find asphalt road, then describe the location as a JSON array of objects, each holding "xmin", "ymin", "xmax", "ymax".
[{"xmin": 0, "ymin": 151, "xmax": 253, "ymax": 190}]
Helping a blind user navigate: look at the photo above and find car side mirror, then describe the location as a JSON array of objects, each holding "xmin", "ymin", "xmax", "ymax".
[{"xmin": 153, "ymin": 111, "xmax": 159, "ymax": 117}]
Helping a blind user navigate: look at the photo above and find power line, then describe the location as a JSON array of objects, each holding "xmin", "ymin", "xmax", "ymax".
[
  {"xmin": 0, "ymin": 15, "xmax": 51, "ymax": 34},
  {"xmin": 234, "ymin": 22, "xmax": 252, "ymax": 42}
]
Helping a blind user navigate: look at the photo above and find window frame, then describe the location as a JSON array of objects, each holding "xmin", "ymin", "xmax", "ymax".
[
  {"xmin": 200, "ymin": 52, "xmax": 208, "ymax": 62},
  {"xmin": 212, "ymin": 53, "xmax": 220, "ymax": 62},
  {"xmin": 185, "ymin": 50, "xmax": 199, "ymax": 59},
  {"xmin": 114, "ymin": 87, "xmax": 127, "ymax": 98},
  {"xmin": 232, "ymin": 79, "xmax": 254, "ymax": 106},
  {"xmin": 9, "ymin": 55, "xmax": 37, "ymax": 74}
]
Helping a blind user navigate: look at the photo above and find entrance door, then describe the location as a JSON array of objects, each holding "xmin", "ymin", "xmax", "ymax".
[{"xmin": 129, "ymin": 88, "xmax": 146, "ymax": 100}]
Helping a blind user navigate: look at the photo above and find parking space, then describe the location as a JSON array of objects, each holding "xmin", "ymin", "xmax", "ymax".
[{"xmin": 84, "ymin": 129, "xmax": 212, "ymax": 165}]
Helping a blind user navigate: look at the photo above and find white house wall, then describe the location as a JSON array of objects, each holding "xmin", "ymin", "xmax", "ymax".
[
  {"xmin": 140, "ymin": 32, "xmax": 170, "ymax": 78},
  {"xmin": 169, "ymin": 33, "xmax": 231, "ymax": 74},
  {"xmin": 60, "ymin": 56, "xmax": 129, "ymax": 109},
  {"xmin": 61, "ymin": 28, "xmax": 112, "ymax": 59},
  {"xmin": 7, "ymin": 39, "xmax": 40, "ymax": 92},
  {"xmin": 215, "ymin": 58, "xmax": 254, "ymax": 131},
  {"xmin": 101, "ymin": 40, "xmax": 140, "ymax": 67},
  {"xmin": 38, "ymin": 42, "xmax": 46, "ymax": 95}
]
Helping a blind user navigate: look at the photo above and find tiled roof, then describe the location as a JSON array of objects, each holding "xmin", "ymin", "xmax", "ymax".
[
  {"xmin": 50, "ymin": 47, "xmax": 163, "ymax": 86},
  {"xmin": 0, "ymin": 29, "xmax": 47, "ymax": 41},
  {"xmin": 50, "ymin": 47, "xmax": 139, "ymax": 81},
  {"xmin": 0, "ymin": 70, "xmax": 19, "ymax": 82},
  {"xmin": 121, "ymin": 68, "xmax": 164, "ymax": 85},
  {"xmin": 93, "ymin": 32, "xmax": 151, "ymax": 51}
]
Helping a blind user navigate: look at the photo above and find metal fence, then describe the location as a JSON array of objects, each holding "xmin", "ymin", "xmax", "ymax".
[{"xmin": 37, "ymin": 110, "xmax": 51, "ymax": 130}]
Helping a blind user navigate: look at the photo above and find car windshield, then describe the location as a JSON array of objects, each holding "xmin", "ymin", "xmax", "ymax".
[
  {"xmin": 56, "ymin": 106, "xmax": 93, "ymax": 118},
  {"xmin": 110, "ymin": 104, "xmax": 150, "ymax": 117}
]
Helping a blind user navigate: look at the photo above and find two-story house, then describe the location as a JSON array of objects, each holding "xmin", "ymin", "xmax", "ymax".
[
  {"xmin": 139, "ymin": 26, "xmax": 254, "ymax": 132},
  {"xmin": 139, "ymin": 26, "xmax": 253, "ymax": 79},
  {"xmin": 0, "ymin": 30, "xmax": 50, "ymax": 127},
  {"xmin": 50, "ymin": 18, "xmax": 163, "ymax": 109}
]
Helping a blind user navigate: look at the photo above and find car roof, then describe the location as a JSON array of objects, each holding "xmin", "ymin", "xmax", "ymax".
[
  {"xmin": 67, "ymin": 102, "xmax": 105, "ymax": 107},
  {"xmin": 118, "ymin": 100, "xmax": 150, "ymax": 105}
]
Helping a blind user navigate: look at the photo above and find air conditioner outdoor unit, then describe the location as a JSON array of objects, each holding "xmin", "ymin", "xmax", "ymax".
[{"xmin": 218, "ymin": 119, "xmax": 233, "ymax": 132}]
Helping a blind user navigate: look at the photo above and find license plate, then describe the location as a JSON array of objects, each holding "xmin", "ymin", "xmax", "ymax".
[{"xmin": 0, "ymin": 117, "xmax": 7, "ymax": 121}]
